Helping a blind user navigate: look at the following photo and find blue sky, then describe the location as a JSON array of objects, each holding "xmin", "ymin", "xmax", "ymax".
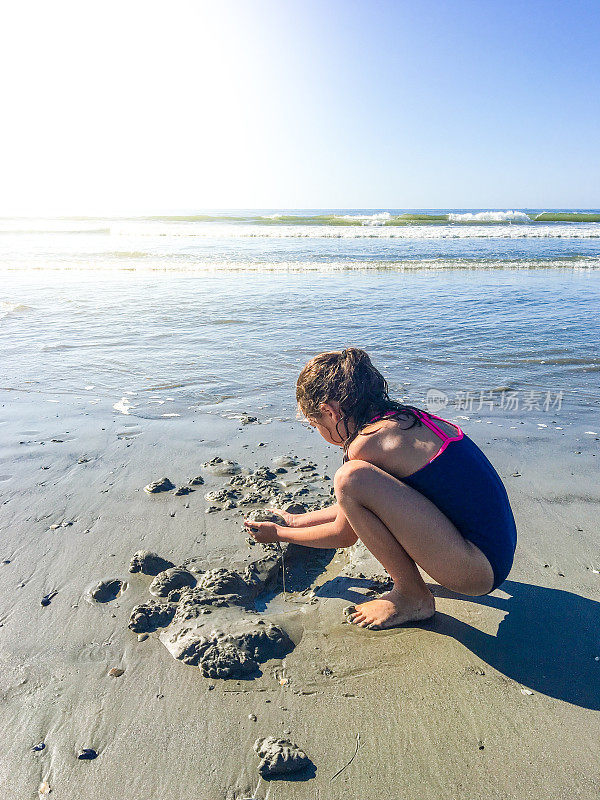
[{"xmin": 1, "ymin": 0, "xmax": 599, "ymax": 212}]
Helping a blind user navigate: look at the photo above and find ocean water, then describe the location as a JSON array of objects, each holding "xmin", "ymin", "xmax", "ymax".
[{"xmin": 1, "ymin": 210, "xmax": 599, "ymax": 425}]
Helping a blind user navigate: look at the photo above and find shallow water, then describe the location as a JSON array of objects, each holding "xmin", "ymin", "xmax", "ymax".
[{"xmin": 1, "ymin": 211, "xmax": 599, "ymax": 425}]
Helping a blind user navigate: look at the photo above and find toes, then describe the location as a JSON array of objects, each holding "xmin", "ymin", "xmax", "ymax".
[
  {"xmin": 343, "ymin": 605, "xmax": 356, "ymax": 618},
  {"xmin": 351, "ymin": 613, "xmax": 375, "ymax": 627}
]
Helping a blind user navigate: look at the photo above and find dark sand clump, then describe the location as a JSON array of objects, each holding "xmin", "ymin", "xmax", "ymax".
[
  {"xmin": 128, "ymin": 541, "xmax": 294, "ymax": 677},
  {"xmin": 129, "ymin": 550, "xmax": 175, "ymax": 576},
  {"xmin": 127, "ymin": 455, "xmax": 334, "ymax": 679},
  {"xmin": 202, "ymin": 457, "xmax": 241, "ymax": 476},
  {"xmin": 128, "ymin": 600, "xmax": 176, "ymax": 633},
  {"xmin": 245, "ymin": 509, "xmax": 285, "ymax": 524},
  {"xmin": 254, "ymin": 736, "xmax": 311, "ymax": 776},
  {"xmin": 148, "ymin": 567, "xmax": 197, "ymax": 598},
  {"xmin": 90, "ymin": 579, "xmax": 126, "ymax": 603},
  {"xmin": 143, "ymin": 477, "xmax": 175, "ymax": 494},
  {"xmin": 162, "ymin": 612, "xmax": 293, "ymax": 678}
]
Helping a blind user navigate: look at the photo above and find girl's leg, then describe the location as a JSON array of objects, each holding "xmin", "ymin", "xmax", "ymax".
[{"xmin": 335, "ymin": 460, "xmax": 495, "ymax": 629}]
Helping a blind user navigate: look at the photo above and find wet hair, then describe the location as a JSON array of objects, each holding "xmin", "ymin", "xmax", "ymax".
[{"xmin": 296, "ymin": 348, "xmax": 423, "ymax": 456}]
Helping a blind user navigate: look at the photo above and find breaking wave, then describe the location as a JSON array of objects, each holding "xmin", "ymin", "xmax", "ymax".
[{"xmin": 1, "ymin": 210, "xmax": 599, "ymax": 235}]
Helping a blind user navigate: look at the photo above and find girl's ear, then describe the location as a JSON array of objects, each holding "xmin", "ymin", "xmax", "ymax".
[{"xmin": 320, "ymin": 400, "xmax": 341, "ymax": 420}]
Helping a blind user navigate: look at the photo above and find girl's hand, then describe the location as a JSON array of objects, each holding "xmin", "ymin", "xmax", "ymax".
[
  {"xmin": 266, "ymin": 507, "xmax": 296, "ymax": 527},
  {"xmin": 244, "ymin": 520, "xmax": 282, "ymax": 544}
]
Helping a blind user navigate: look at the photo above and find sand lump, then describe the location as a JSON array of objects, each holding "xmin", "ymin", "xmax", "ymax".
[
  {"xmin": 129, "ymin": 550, "xmax": 175, "ymax": 576},
  {"xmin": 245, "ymin": 509, "xmax": 286, "ymax": 524},
  {"xmin": 128, "ymin": 544, "xmax": 293, "ymax": 677},
  {"xmin": 149, "ymin": 567, "xmax": 197, "ymax": 597},
  {"xmin": 254, "ymin": 736, "xmax": 311, "ymax": 776},
  {"xmin": 90, "ymin": 578, "xmax": 126, "ymax": 603},
  {"xmin": 195, "ymin": 457, "xmax": 331, "ymax": 515},
  {"xmin": 128, "ymin": 600, "xmax": 176, "ymax": 632},
  {"xmin": 162, "ymin": 614, "xmax": 292, "ymax": 678},
  {"xmin": 202, "ymin": 456, "xmax": 241, "ymax": 475},
  {"xmin": 128, "ymin": 454, "xmax": 334, "ymax": 679},
  {"xmin": 143, "ymin": 477, "xmax": 175, "ymax": 494}
]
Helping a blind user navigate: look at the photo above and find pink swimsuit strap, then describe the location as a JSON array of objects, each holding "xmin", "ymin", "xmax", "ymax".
[{"xmin": 367, "ymin": 408, "xmax": 464, "ymax": 466}]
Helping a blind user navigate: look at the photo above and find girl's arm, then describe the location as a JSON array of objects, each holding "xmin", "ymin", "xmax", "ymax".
[
  {"xmin": 270, "ymin": 503, "xmax": 339, "ymax": 528},
  {"xmin": 245, "ymin": 510, "xmax": 358, "ymax": 549}
]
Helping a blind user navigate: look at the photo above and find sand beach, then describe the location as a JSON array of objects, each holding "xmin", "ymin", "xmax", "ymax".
[{"xmin": 1, "ymin": 391, "xmax": 599, "ymax": 799}]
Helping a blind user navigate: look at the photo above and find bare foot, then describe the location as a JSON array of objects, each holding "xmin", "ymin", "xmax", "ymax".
[{"xmin": 344, "ymin": 588, "xmax": 435, "ymax": 630}]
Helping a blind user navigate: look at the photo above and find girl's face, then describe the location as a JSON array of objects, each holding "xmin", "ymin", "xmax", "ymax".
[{"xmin": 308, "ymin": 401, "xmax": 346, "ymax": 446}]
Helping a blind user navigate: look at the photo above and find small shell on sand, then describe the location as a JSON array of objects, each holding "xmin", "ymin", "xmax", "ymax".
[
  {"xmin": 38, "ymin": 782, "xmax": 51, "ymax": 797},
  {"xmin": 108, "ymin": 667, "xmax": 125, "ymax": 677},
  {"xmin": 40, "ymin": 593, "xmax": 55, "ymax": 607},
  {"xmin": 77, "ymin": 748, "xmax": 98, "ymax": 760}
]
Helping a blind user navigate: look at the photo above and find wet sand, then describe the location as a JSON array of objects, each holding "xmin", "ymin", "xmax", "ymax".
[{"xmin": 1, "ymin": 398, "xmax": 599, "ymax": 799}]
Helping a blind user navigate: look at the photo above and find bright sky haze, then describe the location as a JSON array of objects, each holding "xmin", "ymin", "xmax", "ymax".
[{"xmin": 1, "ymin": 0, "xmax": 599, "ymax": 214}]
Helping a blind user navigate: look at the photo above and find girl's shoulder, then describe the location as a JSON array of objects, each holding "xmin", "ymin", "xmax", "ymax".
[{"xmin": 346, "ymin": 418, "xmax": 411, "ymax": 464}]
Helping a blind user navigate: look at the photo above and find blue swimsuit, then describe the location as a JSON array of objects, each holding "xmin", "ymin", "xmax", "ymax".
[{"xmin": 357, "ymin": 410, "xmax": 517, "ymax": 592}]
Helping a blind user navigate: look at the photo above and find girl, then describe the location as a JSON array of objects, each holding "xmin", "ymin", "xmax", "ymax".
[{"xmin": 244, "ymin": 348, "xmax": 517, "ymax": 630}]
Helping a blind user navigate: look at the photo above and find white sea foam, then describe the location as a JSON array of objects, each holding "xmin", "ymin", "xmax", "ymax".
[
  {"xmin": 338, "ymin": 212, "xmax": 393, "ymax": 226},
  {"xmin": 447, "ymin": 211, "xmax": 532, "ymax": 223},
  {"xmin": 113, "ymin": 397, "xmax": 137, "ymax": 414},
  {"xmin": 107, "ymin": 220, "xmax": 599, "ymax": 240}
]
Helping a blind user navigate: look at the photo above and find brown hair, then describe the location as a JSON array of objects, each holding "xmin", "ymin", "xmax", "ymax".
[{"xmin": 296, "ymin": 348, "xmax": 422, "ymax": 455}]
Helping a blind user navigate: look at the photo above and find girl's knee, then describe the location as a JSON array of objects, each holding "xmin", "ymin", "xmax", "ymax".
[
  {"xmin": 337, "ymin": 531, "xmax": 359, "ymax": 547},
  {"xmin": 334, "ymin": 460, "xmax": 373, "ymax": 501}
]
